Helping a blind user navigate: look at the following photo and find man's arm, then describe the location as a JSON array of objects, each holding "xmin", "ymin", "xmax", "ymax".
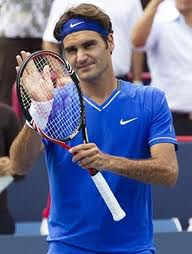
[
  {"xmin": 9, "ymin": 125, "xmax": 43, "ymax": 175},
  {"xmin": 131, "ymin": 50, "xmax": 144, "ymax": 83},
  {"xmin": 69, "ymin": 142, "xmax": 178, "ymax": 186},
  {"xmin": 131, "ymin": 0, "xmax": 163, "ymax": 48}
]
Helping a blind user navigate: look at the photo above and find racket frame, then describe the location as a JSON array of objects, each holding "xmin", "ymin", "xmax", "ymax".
[{"xmin": 16, "ymin": 50, "xmax": 87, "ymax": 141}]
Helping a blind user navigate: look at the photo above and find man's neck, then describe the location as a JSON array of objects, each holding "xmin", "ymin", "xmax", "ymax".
[{"xmin": 81, "ymin": 76, "xmax": 118, "ymax": 105}]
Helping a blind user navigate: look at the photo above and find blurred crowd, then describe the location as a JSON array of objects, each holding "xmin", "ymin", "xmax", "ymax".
[{"xmin": 0, "ymin": 0, "xmax": 192, "ymax": 235}]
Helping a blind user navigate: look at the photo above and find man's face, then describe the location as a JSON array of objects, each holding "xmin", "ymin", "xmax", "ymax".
[
  {"xmin": 175, "ymin": 0, "xmax": 192, "ymax": 14},
  {"xmin": 63, "ymin": 30, "xmax": 114, "ymax": 82}
]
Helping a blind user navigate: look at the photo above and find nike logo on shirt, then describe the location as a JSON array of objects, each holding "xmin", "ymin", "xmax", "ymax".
[
  {"xmin": 120, "ymin": 117, "xmax": 138, "ymax": 125},
  {"xmin": 70, "ymin": 21, "xmax": 84, "ymax": 28}
]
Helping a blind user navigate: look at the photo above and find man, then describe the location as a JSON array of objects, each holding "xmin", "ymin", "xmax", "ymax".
[
  {"xmin": 0, "ymin": 103, "xmax": 20, "ymax": 234},
  {"xmin": 41, "ymin": 0, "xmax": 145, "ymax": 235},
  {"xmin": 131, "ymin": 0, "xmax": 192, "ymax": 134},
  {"xmin": 10, "ymin": 4, "xmax": 178, "ymax": 253}
]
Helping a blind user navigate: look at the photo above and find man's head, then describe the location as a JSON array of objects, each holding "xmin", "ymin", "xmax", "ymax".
[
  {"xmin": 175, "ymin": 0, "xmax": 192, "ymax": 15},
  {"xmin": 54, "ymin": 3, "xmax": 113, "ymax": 44},
  {"xmin": 54, "ymin": 4, "xmax": 115, "ymax": 82}
]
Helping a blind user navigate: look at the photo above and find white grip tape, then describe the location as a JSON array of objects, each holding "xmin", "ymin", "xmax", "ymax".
[{"xmin": 91, "ymin": 172, "xmax": 126, "ymax": 221}]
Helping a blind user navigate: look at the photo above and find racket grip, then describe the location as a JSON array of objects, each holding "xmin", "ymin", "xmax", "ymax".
[{"xmin": 91, "ymin": 172, "xmax": 126, "ymax": 221}]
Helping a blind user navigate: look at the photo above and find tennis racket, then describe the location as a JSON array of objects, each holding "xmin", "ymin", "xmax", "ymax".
[{"xmin": 16, "ymin": 50, "xmax": 126, "ymax": 221}]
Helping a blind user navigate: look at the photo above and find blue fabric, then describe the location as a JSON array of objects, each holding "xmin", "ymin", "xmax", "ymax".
[
  {"xmin": 45, "ymin": 84, "xmax": 81, "ymax": 141},
  {"xmin": 59, "ymin": 18, "xmax": 110, "ymax": 41},
  {"xmin": 47, "ymin": 241, "xmax": 95, "ymax": 254},
  {"xmin": 44, "ymin": 80, "xmax": 177, "ymax": 253},
  {"xmin": 47, "ymin": 241, "xmax": 155, "ymax": 254}
]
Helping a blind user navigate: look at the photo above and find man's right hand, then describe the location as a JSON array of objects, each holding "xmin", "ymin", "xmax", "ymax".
[{"xmin": 16, "ymin": 51, "xmax": 55, "ymax": 102}]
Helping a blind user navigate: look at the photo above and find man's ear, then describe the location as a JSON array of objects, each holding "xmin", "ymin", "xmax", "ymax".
[{"xmin": 107, "ymin": 33, "xmax": 115, "ymax": 53}]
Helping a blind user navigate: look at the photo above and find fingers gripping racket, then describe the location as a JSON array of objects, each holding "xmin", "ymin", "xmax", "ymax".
[{"xmin": 16, "ymin": 50, "xmax": 126, "ymax": 221}]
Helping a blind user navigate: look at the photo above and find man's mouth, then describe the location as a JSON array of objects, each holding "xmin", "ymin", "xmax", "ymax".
[{"xmin": 78, "ymin": 63, "xmax": 94, "ymax": 70}]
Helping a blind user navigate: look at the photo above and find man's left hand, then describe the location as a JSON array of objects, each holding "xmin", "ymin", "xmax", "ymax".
[{"xmin": 69, "ymin": 143, "xmax": 109, "ymax": 170}]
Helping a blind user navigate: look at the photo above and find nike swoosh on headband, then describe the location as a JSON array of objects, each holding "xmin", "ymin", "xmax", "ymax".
[{"xmin": 70, "ymin": 21, "xmax": 85, "ymax": 28}]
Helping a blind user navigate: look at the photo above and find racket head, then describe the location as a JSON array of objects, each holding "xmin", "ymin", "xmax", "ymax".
[{"xmin": 16, "ymin": 50, "xmax": 85, "ymax": 141}]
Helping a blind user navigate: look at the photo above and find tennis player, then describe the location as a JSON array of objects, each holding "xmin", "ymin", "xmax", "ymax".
[{"xmin": 10, "ymin": 4, "xmax": 178, "ymax": 254}]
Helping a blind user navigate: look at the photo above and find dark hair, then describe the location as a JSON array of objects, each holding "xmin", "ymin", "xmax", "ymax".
[{"xmin": 54, "ymin": 3, "xmax": 113, "ymax": 41}]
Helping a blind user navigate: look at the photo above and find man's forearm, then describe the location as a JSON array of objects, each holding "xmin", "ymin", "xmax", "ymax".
[
  {"xmin": 131, "ymin": 51, "xmax": 144, "ymax": 83},
  {"xmin": 103, "ymin": 154, "xmax": 178, "ymax": 186},
  {"xmin": 131, "ymin": 0, "xmax": 163, "ymax": 47},
  {"xmin": 9, "ymin": 125, "xmax": 43, "ymax": 175},
  {"xmin": 70, "ymin": 142, "xmax": 178, "ymax": 186}
]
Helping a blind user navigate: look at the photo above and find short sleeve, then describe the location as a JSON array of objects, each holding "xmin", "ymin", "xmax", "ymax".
[{"xmin": 148, "ymin": 89, "xmax": 177, "ymax": 148}]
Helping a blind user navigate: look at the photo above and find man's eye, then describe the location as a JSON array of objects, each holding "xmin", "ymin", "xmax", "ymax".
[
  {"xmin": 67, "ymin": 48, "xmax": 76, "ymax": 54},
  {"xmin": 85, "ymin": 43, "xmax": 95, "ymax": 49}
]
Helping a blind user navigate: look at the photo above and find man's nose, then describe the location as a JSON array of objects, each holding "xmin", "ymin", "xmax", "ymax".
[{"xmin": 76, "ymin": 49, "xmax": 88, "ymax": 64}]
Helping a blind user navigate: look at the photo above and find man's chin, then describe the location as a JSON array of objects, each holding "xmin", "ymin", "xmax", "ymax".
[
  {"xmin": 78, "ymin": 72, "xmax": 97, "ymax": 82},
  {"xmin": 79, "ymin": 77, "xmax": 95, "ymax": 82}
]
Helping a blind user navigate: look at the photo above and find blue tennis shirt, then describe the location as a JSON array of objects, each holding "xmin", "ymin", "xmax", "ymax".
[{"xmin": 44, "ymin": 80, "xmax": 177, "ymax": 253}]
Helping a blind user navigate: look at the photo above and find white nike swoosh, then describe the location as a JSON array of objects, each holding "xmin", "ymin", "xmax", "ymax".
[
  {"xmin": 70, "ymin": 21, "xmax": 84, "ymax": 28},
  {"xmin": 120, "ymin": 117, "xmax": 138, "ymax": 125}
]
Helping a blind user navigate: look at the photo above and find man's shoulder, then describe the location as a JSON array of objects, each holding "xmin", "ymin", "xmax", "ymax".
[
  {"xmin": 119, "ymin": 81, "xmax": 166, "ymax": 114},
  {"xmin": 119, "ymin": 80, "xmax": 164, "ymax": 98}
]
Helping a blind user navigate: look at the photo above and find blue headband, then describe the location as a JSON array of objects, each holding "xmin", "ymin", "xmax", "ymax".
[{"xmin": 59, "ymin": 17, "xmax": 110, "ymax": 41}]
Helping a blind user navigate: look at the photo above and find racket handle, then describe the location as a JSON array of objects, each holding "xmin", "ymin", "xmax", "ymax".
[{"xmin": 91, "ymin": 172, "xmax": 126, "ymax": 221}]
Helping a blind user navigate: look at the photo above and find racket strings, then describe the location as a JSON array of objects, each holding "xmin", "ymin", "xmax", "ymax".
[
  {"xmin": 45, "ymin": 86, "xmax": 82, "ymax": 139},
  {"xmin": 20, "ymin": 54, "xmax": 82, "ymax": 140}
]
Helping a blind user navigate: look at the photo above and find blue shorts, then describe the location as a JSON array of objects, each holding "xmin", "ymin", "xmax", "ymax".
[{"xmin": 47, "ymin": 242, "xmax": 155, "ymax": 254}]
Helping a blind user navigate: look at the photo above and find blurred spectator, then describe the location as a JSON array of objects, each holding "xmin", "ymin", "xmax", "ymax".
[
  {"xmin": 131, "ymin": 0, "xmax": 192, "ymax": 135},
  {"xmin": 41, "ymin": 0, "xmax": 145, "ymax": 236},
  {"xmin": 0, "ymin": 103, "xmax": 20, "ymax": 234},
  {"xmin": 0, "ymin": 0, "xmax": 52, "ymax": 105}
]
